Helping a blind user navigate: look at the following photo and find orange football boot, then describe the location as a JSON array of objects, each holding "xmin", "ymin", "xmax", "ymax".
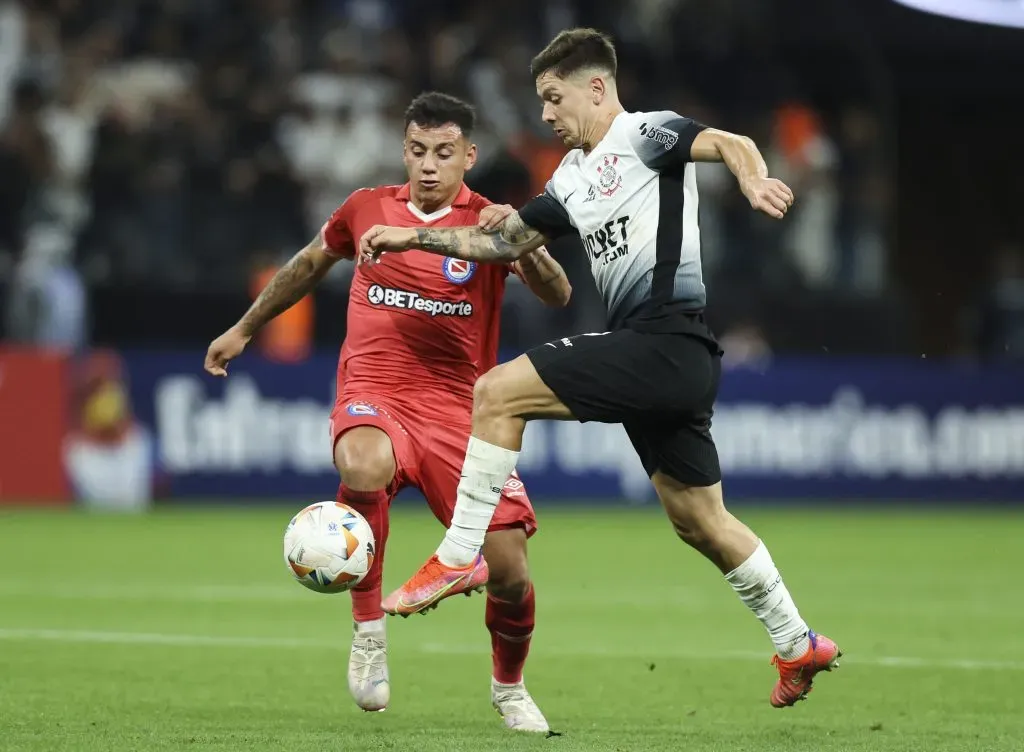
[
  {"xmin": 381, "ymin": 553, "xmax": 488, "ymax": 617},
  {"xmin": 770, "ymin": 630, "xmax": 842, "ymax": 707}
]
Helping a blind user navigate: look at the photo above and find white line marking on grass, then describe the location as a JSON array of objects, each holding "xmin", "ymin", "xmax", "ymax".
[
  {"xmin": 417, "ymin": 642, "xmax": 1024, "ymax": 671},
  {"xmin": 1, "ymin": 627, "xmax": 1022, "ymax": 672},
  {"xmin": 0, "ymin": 582, "xmax": 1010, "ymax": 616},
  {"xmin": 0, "ymin": 582, "xmax": 306, "ymax": 603},
  {"xmin": 0, "ymin": 628, "xmax": 313, "ymax": 649},
  {"xmin": 0, "ymin": 582, "xmax": 705, "ymax": 607}
]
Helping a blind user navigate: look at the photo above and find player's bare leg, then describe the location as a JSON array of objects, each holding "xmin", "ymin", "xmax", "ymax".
[
  {"xmin": 382, "ymin": 355, "xmax": 569, "ymax": 616},
  {"xmin": 481, "ymin": 527, "xmax": 548, "ymax": 733},
  {"xmin": 653, "ymin": 472, "xmax": 841, "ymax": 706},
  {"xmin": 335, "ymin": 427, "xmax": 396, "ymax": 711}
]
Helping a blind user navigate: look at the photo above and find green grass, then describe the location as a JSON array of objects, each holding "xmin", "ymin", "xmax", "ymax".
[{"xmin": 0, "ymin": 503, "xmax": 1022, "ymax": 751}]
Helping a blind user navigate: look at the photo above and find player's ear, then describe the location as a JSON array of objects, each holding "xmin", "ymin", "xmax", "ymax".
[
  {"xmin": 590, "ymin": 75, "xmax": 606, "ymax": 104},
  {"xmin": 464, "ymin": 142, "xmax": 478, "ymax": 171}
]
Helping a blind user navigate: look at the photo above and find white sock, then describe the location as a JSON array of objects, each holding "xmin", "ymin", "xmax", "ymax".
[
  {"xmin": 354, "ymin": 618, "xmax": 385, "ymax": 636},
  {"xmin": 492, "ymin": 677, "xmax": 525, "ymax": 689},
  {"xmin": 436, "ymin": 436, "xmax": 520, "ymax": 567},
  {"xmin": 724, "ymin": 541, "xmax": 810, "ymax": 660}
]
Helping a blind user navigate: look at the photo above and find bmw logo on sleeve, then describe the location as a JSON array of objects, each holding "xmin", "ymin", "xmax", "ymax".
[{"xmin": 442, "ymin": 258, "xmax": 477, "ymax": 284}]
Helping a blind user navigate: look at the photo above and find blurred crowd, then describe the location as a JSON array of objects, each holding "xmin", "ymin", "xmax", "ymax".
[{"xmin": 5, "ymin": 0, "xmax": 1012, "ymax": 359}]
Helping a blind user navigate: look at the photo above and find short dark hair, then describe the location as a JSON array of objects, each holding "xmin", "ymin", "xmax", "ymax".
[
  {"xmin": 404, "ymin": 92, "xmax": 476, "ymax": 138},
  {"xmin": 530, "ymin": 28, "xmax": 617, "ymax": 81}
]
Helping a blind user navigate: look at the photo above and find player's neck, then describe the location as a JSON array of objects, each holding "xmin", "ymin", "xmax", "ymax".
[
  {"xmin": 582, "ymin": 105, "xmax": 625, "ymax": 154},
  {"xmin": 409, "ymin": 187, "xmax": 459, "ymax": 216}
]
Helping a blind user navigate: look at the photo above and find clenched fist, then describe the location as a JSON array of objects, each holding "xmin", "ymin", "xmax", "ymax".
[
  {"xmin": 359, "ymin": 225, "xmax": 416, "ymax": 264},
  {"xmin": 740, "ymin": 177, "xmax": 795, "ymax": 219}
]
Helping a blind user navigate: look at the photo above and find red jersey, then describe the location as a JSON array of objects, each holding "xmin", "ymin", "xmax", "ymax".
[{"xmin": 321, "ymin": 183, "xmax": 512, "ymax": 407}]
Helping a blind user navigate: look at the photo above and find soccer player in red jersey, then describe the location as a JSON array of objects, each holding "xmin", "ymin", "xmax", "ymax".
[{"xmin": 204, "ymin": 92, "xmax": 571, "ymax": 732}]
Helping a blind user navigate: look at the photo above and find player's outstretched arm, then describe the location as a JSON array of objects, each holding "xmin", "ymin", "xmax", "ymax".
[
  {"xmin": 513, "ymin": 247, "xmax": 572, "ymax": 307},
  {"xmin": 690, "ymin": 128, "xmax": 795, "ymax": 219},
  {"xmin": 360, "ymin": 211, "xmax": 548, "ymax": 265},
  {"xmin": 203, "ymin": 235, "xmax": 338, "ymax": 376},
  {"xmin": 237, "ymin": 235, "xmax": 339, "ymax": 335}
]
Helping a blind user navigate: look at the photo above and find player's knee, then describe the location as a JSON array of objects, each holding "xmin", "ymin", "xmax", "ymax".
[
  {"xmin": 669, "ymin": 514, "xmax": 717, "ymax": 551},
  {"xmin": 482, "ymin": 530, "xmax": 531, "ymax": 602},
  {"xmin": 334, "ymin": 428, "xmax": 395, "ymax": 491},
  {"xmin": 472, "ymin": 366, "xmax": 512, "ymax": 421},
  {"xmin": 486, "ymin": 562, "xmax": 531, "ymax": 603},
  {"xmin": 658, "ymin": 480, "xmax": 728, "ymax": 551}
]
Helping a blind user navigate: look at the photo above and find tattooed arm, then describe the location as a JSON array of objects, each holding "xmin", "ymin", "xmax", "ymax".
[
  {"xmin": 204, "ymin": 235, "xmax": 338, "ymax": 376},
  {"xmin": 236, "ymin": 235, "xmax": 338, "ymax": 336},
  {"xmin": 513, "ymin": 247, "xmax": 572, "ymax": 307},
  {"xmin": 418, "ymin": 211, "xmax": 548, "ymax": 262},
  {"xmin": 360, "ymin": 211, "xmax": 548, "ymax": 264}
]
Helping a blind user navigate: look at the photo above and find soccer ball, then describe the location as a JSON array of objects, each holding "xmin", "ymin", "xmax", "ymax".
[{"xmin": 283, "ymin": 501, "xmax": 375, "ymax": 593}]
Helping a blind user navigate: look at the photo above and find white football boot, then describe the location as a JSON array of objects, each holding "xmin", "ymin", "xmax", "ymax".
[
  {"xmin": 348, "ymin": 622, "xmax": 390, "ymax": 712},
  {"xmin": 491, "ymin": 678, "xmax": 550, "ymax": 733}
]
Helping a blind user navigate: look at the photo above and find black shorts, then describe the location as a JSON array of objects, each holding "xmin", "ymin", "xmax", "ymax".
[{"xmin": 527, "ymin": 327, "xmax": 722, "ymax": 487}]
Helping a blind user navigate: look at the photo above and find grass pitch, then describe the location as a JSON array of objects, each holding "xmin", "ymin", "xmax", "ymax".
[{"xmin": 1, "ymin": 502, "xmax": 1022, "ymax": 751}]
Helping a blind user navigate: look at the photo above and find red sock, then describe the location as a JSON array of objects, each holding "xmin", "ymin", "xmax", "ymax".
[
  {"xmin": 485, "ymin": 584, "xmax": 535, "ymax": 684},
  {"xmin": 338, "ymin": 483, "xmax": 390, "ymax": 623}
]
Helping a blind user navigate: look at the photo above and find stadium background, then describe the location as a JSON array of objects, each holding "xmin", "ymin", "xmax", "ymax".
[{"xmin": 1, "ymin": 1, "xmax": 1022, "ymax": 750}]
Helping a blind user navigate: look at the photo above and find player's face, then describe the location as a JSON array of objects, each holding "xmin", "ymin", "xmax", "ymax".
[
  {"xmin": 403, "ymin": 123, "xmax": 477, "ymax": 207},
  {"xmin": 536, "ymin": 70, "xmax": 595, "ymax": 148}
]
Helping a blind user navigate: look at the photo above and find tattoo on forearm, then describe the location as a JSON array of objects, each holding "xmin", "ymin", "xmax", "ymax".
[
  {"xmin": 415, "ymin": 212, "xmax": 542, "ymax": 263},
  {"xmin": 416, "ymin": 227, "xmax": 514, "ymax": 262},
  {"xmin": 238, "ymin": 242, "xmax": 321, "ymax": 335},
  {"xmin": 414, "ymin": 228, "xmax": 459, "ymax": 254},
  {"xmin": 416, "ymin": 227, "xmax": 504, "ymax": 261},
  {"xmin": 499, "ymin": 212, "xmax": 536, "ymax": 246}
]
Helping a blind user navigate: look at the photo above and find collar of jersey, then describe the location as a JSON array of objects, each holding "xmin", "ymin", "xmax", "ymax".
[{"xmin": 395, "ymin": 182, "xmax": 473, "ymax": 210}]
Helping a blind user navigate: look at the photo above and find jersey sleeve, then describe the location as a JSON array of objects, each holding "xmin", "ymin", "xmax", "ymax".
[
  {"xmin": 319, "ymin": 188, "xmax": 376, "ymax": 259},
  {"xmin": 517, "ymin": 181, "xmax": 576, "ymax": 240},
  {"xmin": 628, "ymin": 111, "xmax": 707, "ymax": 172}
]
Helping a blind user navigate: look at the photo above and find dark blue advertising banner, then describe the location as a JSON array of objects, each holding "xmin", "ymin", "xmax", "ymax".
[{"xmin": 116, "ymin": 351, "xmax": 1024, "ymax": 503}]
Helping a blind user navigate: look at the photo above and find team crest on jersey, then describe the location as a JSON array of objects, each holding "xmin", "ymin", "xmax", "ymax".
[
  {"xmin": 442, "ymin": 257, "xmax": 477, "ymax": 284},
  {"xmin": 346, "ymin": 402, "xmax": 378, "ymax": 417},
  {"xmin": 596, "ymin": 155, "xmax": 623, "ymax": 197}
]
